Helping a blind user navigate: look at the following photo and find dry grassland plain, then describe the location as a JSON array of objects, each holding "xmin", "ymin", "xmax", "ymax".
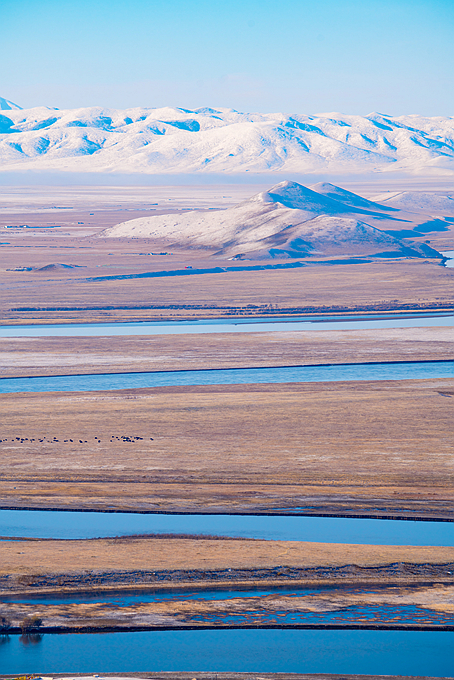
[
  {"xmin": 0, "ymin": 379, "xmax": 453, "ymax": 518},
  {"xmin": 0, "ymin": 183, "xmax": 454, "ymax": 325},
  {"xmin": 1, "ymin": 257, "xmax": 454, "ymax": 326},
  {"xmin": 1, "ymin": 185, "xmax": 454, "ymax": 620},
  {"xmin": 1, "ymin": 327, "xmax": 453, "ymax": 378},
  {"xmin": 4, "ymin": 536, "xmax": 453, "ymax": 575}
]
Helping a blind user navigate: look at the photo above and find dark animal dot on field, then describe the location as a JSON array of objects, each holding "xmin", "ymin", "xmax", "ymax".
[
  {"xmin": 70, "ymin": 439, "xmax": 73, "ymax": 442},
  {"xmin": 79, "ymin": 440, "xmax": 83, "ymax": 443}
]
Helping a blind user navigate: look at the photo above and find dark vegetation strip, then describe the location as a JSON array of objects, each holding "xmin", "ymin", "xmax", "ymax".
[
  {"xmin": 0, "ymin": 533, "xmax": 252, "ymax": 542},
  {"xmin": 1, "ymin": 506, "xmax": 453, "ymax": 522},
  {"xmin": 2, "ymin": 623, "xmax": 454, "ymax": 634},
  {"xmin": 3, "ymin": 563, "xmax": 454, "ymax": 592},
  {"xmin": 10, "ymin": 302, "xmax": 454, "ymax": 313},
  {"xmin": 1, "ymin": 673, "xmax": 449, "ymax": 680}
]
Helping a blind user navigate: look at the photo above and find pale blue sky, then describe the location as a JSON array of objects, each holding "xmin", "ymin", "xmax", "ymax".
[{"xmin": 2, "ymin": 0, "xmax": 454, "ymax": 115}]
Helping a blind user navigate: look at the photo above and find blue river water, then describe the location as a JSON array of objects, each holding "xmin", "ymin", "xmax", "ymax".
[
  {"xmin": 1, "ymin": 311, "xmax": 454, "ymax": 336},
  {"xmin": 1, "ymin": 359, "xmax": 454, "ymax": 393},
  {"xmin": 3, "ymin": 586, "xmax": 324, "ymax": 606},
  {"xmin": 1, "ymin": 629, "xmax": 453, "ymax": 676},
  {"xmin": 1, "ymin": 510, "xmax": 453, "ymax": 545}
]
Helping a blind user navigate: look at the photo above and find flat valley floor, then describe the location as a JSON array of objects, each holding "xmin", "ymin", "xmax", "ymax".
[{"xmin": 1, "ymin": 182, "xmax": 454, "ymax": 649}]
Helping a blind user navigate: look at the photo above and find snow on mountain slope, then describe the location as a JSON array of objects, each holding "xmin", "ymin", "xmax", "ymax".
[
  {"xmin": 308, "ymin": 182, "xmax": 398, "ymax": 212},
  {"xmin": 100, "ymin": 180, "xmax": 409, "ymax": 259},
  {"xmin": 371, "ymin": 191, "xmax": 454, "ymax": 215},
  {"xmin": 236, "ymin": 216, "xmax": 401, "ymax": 260},
  {"xmin": 0, "ymin": 102, "xmax": 454, "ymax": 174},
  {"xmin": 0, "ymin": 96, "xmax": 21, "ymax": 111}
]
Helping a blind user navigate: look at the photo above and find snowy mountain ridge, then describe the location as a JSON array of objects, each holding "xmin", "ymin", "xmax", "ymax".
[{"xmin": 1, "ymin": 101, "xmax": 454, "ymax": 175}]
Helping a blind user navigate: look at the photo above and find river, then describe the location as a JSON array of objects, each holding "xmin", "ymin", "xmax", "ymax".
[
  {"xmin": 1, "ymin": 311, "xmax": 454, "ymax": 337},
  {"xmin": 1, "ymin": 510, "xmax": 453, "ymax": 545},
  {"xmin": 1, "ymin": 359, "xmax": 454, "ymax": 393},
  {"xmin": 1, "ymin": 629, "xmax": 453, "ymax": 676}
]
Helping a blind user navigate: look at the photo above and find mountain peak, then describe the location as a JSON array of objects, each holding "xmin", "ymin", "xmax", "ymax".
[
  {"xmin": 0, "ymin": 96, "xmax": 22, "ymax": 111},
  {"xmin": 255, "ymin": 180, "xmax": 354, "ymax": 214}
]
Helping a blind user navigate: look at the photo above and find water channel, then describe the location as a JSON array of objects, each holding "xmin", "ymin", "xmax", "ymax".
[
  {"xmin": 1, "ymin": 359, "xmax": 454, "ymax": 393},
  {"xmin": 1, "ymin": 629, "xmax": 453, "ymax": 676},
  {"xmin": 1, "ymin": 311, "xmax": 454, "ymax": 337},
  {"xmin": 1, "ymin": 510, "xmax": 453, "ymax": 545}
]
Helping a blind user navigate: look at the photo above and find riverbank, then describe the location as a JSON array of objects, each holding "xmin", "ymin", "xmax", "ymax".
[
  {"xmin": 1, "ymin": 253, "xmax": 453, "ymax": 326},
  {"xmin": 0, "ymin": 537, "xmax": 453, "ymax": 632},
  {"xmin": 1, "ymin": 672, "xmax": 453, "ymax": 680},
  {"xmin": 1, "ymin": 536, "xmax": 453, "ymax": 588},
  {"xmin": 1, "ymin": 327, "xmax": 454, "ymax": 379}
]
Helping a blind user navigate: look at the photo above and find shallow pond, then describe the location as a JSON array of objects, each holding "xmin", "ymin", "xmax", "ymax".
[
  {"xmin": 1, "ymin": 629, "xmax": 453, "ymax": 676},
  {"xmin": 442, "ymin": 250, "xmax": 454, "ymax": 267},
  {"xmin": 1, "ymin": 510, "xmax": 453, "ymax": 545},
  {"xmin": 3, "ymin": 595, "xmax": 454, "ymax": 629},
  {"xmin": 4, "ymin": 586, "xmax": 454, "ymax": 629},
  {"xmin": 1, "ymin": 359, "xmax": 454, "ymax": 393}
]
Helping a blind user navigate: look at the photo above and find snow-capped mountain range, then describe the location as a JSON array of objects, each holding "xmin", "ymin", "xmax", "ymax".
[
  {"xmin": 1, "ymin": 99, "xmax": 454, "ymax": 175},
  {"xmin": 101, "ymin": 180, "xmax": 444, "ymax": 260}
]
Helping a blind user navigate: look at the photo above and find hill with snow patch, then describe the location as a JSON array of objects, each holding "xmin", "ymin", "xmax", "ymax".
[
  {"xmin": 100, "ymin": 180, "xmax": 441, "ymax": 260},
  {"xmin": 0, "ymin": 101, "xmax": 454, "ymax": 175}
]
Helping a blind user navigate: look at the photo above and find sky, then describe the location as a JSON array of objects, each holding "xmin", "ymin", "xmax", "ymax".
[{"xmin": 2, "ymin": 0, "xmax": 454, "ymax": 116}]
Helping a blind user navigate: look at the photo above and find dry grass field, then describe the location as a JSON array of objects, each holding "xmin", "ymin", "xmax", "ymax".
[
  {"xmin": 1, "ymin": 184, "xmax": 453, "ymax": 325},
  {"xmin": 1, "ymin": 256, "xmax": 454, "ymax": 325},
  {"xmin": 1, "ymin": 326, "xmax": 453, "ymax": 378},
  {"xmin": 1, "ymin": 187, "xmax": 454, "ymax": 639},
  {"xmin": 1, "ymin": 378, "xmax": 453, "ymax": 518},
  {"xmin": 2, "ymin": 536, "xmax": 453, "ymax": 578}
]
